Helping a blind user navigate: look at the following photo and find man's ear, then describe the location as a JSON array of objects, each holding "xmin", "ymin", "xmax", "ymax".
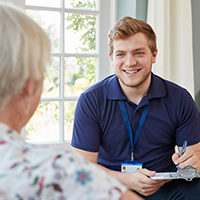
[
  {"xmin": 109, "ymin": 53, "xmax": 114, "ymax": 66},
  {"xmin": 152, "ymin": 49, "xmax": 158, "ymax": 64}
]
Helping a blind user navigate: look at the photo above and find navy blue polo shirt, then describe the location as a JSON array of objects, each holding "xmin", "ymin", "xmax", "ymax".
[{"xmin": 72, "ymin": 73, "xmax": 200, "ymax": 172}]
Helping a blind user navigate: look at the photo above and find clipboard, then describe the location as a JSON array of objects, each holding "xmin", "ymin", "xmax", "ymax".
[{"xmin": 151, "ymin": 166, "xmax": 200, "ymax": 181}]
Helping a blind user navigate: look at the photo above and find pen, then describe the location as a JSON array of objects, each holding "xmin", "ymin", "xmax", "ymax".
[{"xmin": 177, "ymin": 140, "xmax": 187, "ymax": 170}]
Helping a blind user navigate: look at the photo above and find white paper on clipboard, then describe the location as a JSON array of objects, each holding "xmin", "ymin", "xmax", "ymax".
[
  {"xmin": 150, "ymin": 166, "xmax": 200, "ymax": 181},
  {"xmin": 151, "ymin": 172, "xmax": 180, "ymax": 180}
]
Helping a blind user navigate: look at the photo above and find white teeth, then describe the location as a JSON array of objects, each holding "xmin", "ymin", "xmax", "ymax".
[{"xmin": 125, "ymin": 70, "xmax": 138, "ymax": 74}]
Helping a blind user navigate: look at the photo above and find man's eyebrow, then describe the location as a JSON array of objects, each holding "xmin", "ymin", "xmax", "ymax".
[
  {"xmin": 114, "ymin": 50, "xmax": 125, "ymax": 53},
  {"xmin": 133, "ymin": 48, "xmax": 146, "ymax": 51},
  {"xmin": 114, "ymin": 48, "xmax": 146, "ymax": 53}
]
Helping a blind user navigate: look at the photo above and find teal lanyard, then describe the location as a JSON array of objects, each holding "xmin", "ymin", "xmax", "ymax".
[{"xmin": 118, "ymin": 100, "xmax": 151, "ymax": 161}]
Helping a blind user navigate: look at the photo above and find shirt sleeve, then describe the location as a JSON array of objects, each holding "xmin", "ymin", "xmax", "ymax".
[
  {"xmin": 71, "ymin": 92, "xmax": 101, "ymax": 152},
  {"xmin": 175, "ymin": 89, "xmax": 200, "ymax": 146}
]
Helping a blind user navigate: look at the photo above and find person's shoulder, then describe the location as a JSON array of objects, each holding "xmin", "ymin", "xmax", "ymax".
[
  {"xmin": 83, "ymin": 74, "xmax": 116, "ymax": 94},
  {"xmin": 154, "ymin": 74, "xmax": 189, "ymax": 94},
  {"xmin": 154, "ymin": 74, "xmax": 181, "ymax": 89},
  {"xmin": 153, "ymin": 74, "xmax": 194, "ymax": 104},
  {"xmin": 78, "ymin": 75, "xmax": 116, "ymax": 102},
  {"xmin": 0, "ymin": 141, "xmax": 128, "ymax": 199},
  {"xmin": 27, "ymin": 146, "xmax": 128, "ymax": 199}
]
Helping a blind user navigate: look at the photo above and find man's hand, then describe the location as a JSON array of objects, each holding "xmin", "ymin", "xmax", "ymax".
[
  {"xmin": 172, "ymin": 146, "xmax": 200, "ymax": 171},
  {"xmin": 124, "ymin": 169, "xmax": 171, "ymax": 196}
]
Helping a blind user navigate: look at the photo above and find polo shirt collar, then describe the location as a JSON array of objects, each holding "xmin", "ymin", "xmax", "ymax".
[
  {"xmin": 106, "ymin": 75, "xmax": 127, "ymax": 100},
  {"xmin": 106, "ymin": 73, "xmax": 166, "ymax": 101},
  {"xmin": 148, "ymin": 72, "xmax": 166, "ymax": 100}
]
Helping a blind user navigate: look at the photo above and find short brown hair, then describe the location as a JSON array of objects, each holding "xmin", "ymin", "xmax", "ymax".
[{"xmin": 108, "ymin": 16, "xmax": 157, "ymax": 55}]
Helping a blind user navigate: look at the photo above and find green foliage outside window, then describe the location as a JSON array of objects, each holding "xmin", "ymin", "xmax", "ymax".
[{"xmin": 26, "ymin": 0, "xmax": 96, "ymax": 142}]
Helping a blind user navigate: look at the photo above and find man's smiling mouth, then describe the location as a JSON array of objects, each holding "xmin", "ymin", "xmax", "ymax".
[{"xmin": 124, "ymin": 69, "xmax": 140, "ymax": 74}]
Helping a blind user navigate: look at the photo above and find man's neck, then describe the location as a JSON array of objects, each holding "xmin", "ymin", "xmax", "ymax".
[{"xmin": 119, "ymin": 76, "xmax": 151, "ymax": 105}]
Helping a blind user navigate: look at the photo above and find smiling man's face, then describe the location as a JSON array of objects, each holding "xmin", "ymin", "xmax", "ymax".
[{"xmin": 109, "ymin": 32, "xmax": 157, "ymax": 92}]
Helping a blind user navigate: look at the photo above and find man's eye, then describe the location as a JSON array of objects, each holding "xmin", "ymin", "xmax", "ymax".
[
  {"xmin": 135, "ymin": 52, "xmax": 143, "ymax": 55},
  {"xmin": 117, "ymin": 54, "xmax": 124, "ymax": 56}
]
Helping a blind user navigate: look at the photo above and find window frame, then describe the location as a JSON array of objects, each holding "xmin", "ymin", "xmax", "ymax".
[{"xmin": 6, "ymin": 0, "xmax": 117, "ymax": 144}]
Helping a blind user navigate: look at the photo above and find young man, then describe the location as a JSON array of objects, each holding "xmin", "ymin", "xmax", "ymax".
[{"xmin": 72, "ymin": 17, "xmax": 200, "ymax": 199}]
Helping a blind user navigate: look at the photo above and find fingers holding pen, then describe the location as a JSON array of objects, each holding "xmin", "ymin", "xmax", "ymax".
[{"xmin": 172, "ymin": 150, "xmax": 199, "ymax": 170}]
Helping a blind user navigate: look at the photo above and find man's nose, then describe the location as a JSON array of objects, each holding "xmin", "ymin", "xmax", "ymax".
[{"xmin": 125, "ymin": 54, "xmax": 137, "ymax": 66}]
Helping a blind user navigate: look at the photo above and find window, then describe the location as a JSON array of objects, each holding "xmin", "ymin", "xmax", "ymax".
[{"xmin": 11, "ymin": 0, "xmax": 117, "ymax": 144}]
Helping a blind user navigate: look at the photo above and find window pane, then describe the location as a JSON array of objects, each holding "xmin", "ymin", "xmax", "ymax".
[
  {"xmin": 65, "ymin": 13, "xmax": 96, "ymax": 53},
  {"xmin": 26, "ymin": 0, "xmax": 61, "ymax": 8},
  {"xmin": 65, "ymin": 57, "xmax": 95, "ymax": 96},
  {"xmin": 42, "ymin": 57, "xmax": 60, "ymax": 97},
  {"xmin": 26, "ymin": 10, "xmax": 60, "ymax": 53},
  {"xmin": 65, "ymin": 0, "xmax": 96, "ymax": 10},
  {"xmin": 26, "ymin": 102, "xmax": 59, "ymax": 142},
  {"xmin": 64, "ymin": 101, "xmax": 77, "ymax": 141}
]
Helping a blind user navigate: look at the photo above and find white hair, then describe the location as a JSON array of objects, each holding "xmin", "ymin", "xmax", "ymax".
[{"xmin": 0, "ymin": 2, "xmax": 51, "ymax": 110}]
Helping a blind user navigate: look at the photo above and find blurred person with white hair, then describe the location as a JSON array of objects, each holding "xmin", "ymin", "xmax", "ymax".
[{"xmin": 0, "ymin": 2, "xmax": 143, "ymax": 200}]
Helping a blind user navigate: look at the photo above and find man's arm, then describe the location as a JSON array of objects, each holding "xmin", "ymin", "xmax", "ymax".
[
  {"xmin": 120, "ymin": 190, "xmax": 144, "ymax": 200},
  {"xmin": 74, "ymin": 148, "xmax": 98, "ymax": 163},
  {"xmin": 172, "ymin": 142, "xmax": 200, "ymax": 171},
  {"xmin": 74, "ymin": 148, "xmax": 170, "ymax": 197}
]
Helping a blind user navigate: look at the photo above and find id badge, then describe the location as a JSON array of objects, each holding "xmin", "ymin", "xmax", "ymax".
[{"xmin": 121, "ymin": 160, "xmax": 142, "ymax": 173}]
